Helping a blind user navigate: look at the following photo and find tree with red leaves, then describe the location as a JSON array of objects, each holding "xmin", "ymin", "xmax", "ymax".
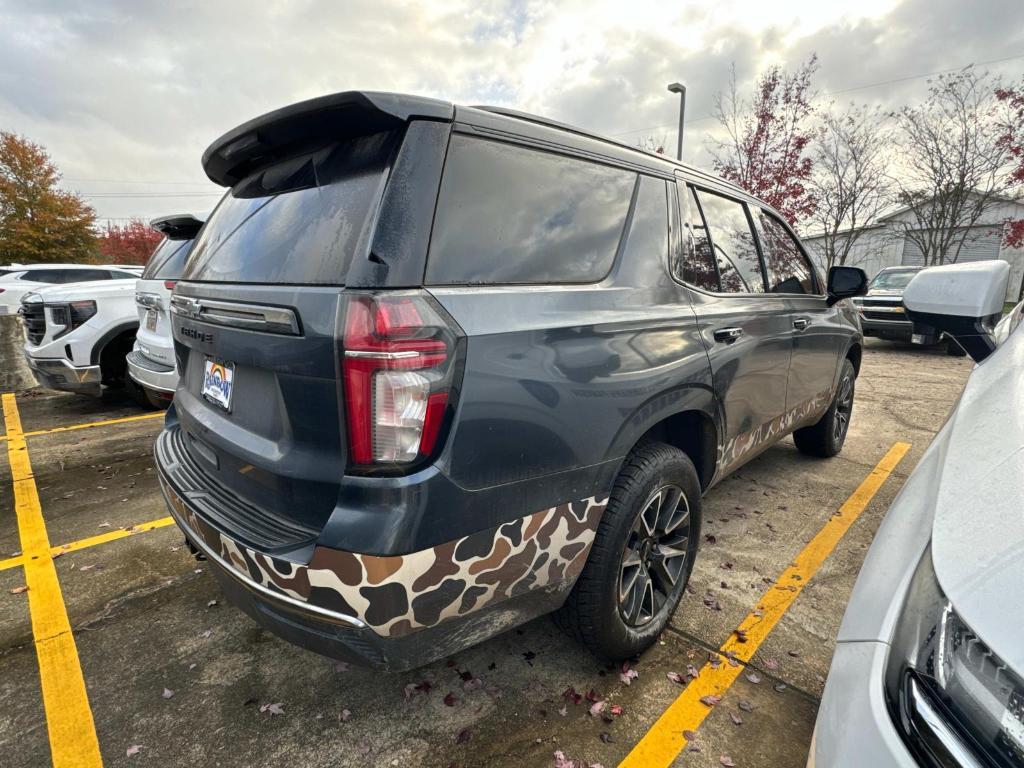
[
  {"xmin": 96, "ymin": 219, "xmax": 163, "ymax": 265},
  {"xmin": 708, "ymin": 56, "xmax": 819, "ymax": 226},
  {"xmin": 995, "ymin": 82, "xmax": 1024, "ymax": 249}
]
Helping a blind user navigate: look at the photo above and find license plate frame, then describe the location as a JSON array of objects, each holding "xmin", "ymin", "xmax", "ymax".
[{"xmin": 201, "ymin": 358, "xmax": 234, "ymax": 411}]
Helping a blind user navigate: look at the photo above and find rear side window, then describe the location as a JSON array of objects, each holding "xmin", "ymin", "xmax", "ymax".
[
  {"xmin": 674, "ymin": 183, "xmax": 718, "ymax": 291},
  {"xmin": 183, "ymin": 131, "xmax": 397, "ymax": 284},
  {"xmin": 142, "ymin": 238, "xmax": 194, "ymax": 280},
  {"xmin": 21, "ymin": 270, "xmax": 59, "ymax": 283},
  {"xmin": 692, "ymin": 189, "xmax": 764, "ymax": 294},
  {"xmin": 67, "ymin": 269, "xmax": 111, "ymax": 282},
  {"xmin": 752, "ymin": 209, "xmax": 816, "ymax": 294},
  {"xmin": 426, "ymin": 136, "xmax": 636, "ymax": 285}
]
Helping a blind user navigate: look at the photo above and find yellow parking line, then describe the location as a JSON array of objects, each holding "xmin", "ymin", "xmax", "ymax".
[
  {"xmin": 620, "ymin": 441, "xmax": 911, "ymax": 768},
  {"xmin": 2, "ymin": 394, "xmax": 103, "ymax": 768},
  {"xmin": 0, "ymin": 516, "xmax": 176, "ymax": 572},
  {"xmin": 0, "ymin": 410, "xmax": 164, "ymax": 442}
]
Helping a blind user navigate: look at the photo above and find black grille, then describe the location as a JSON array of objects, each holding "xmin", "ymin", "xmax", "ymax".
[
  {"xmin": 157, "ymin": 426, "xmax": 318, "ymax": 552},
  {"xmin": 21, "ymin": 303, "xmax": 45, "ymax": 344},
  {"xmin": 864, "ymin": 311, "xmax": 907, "ymax": 321}
]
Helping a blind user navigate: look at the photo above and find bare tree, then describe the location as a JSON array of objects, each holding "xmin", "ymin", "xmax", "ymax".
[
  {"xmin": 808, "ymin": 105, "xmax": 893, "ymax": 270},
  {"xmin": 891, "ymin": 68, "xmax": 1013, "ymax": 265},
  {"xmin": 636, "ymin": 135, "xmax": 668, "ymax": 155},
  {"xmin": 706, "ymin": 56, "xmax": 819, "ymax": 226}
]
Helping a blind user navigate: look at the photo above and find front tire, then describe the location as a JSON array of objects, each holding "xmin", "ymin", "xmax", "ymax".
[
  {"xmin": 554, "ymin": 443, "xmax": 701, "ymax": 661},
  {"xmin": 793, "ymin": 358, "xmax": 855, "ymax": 458}
]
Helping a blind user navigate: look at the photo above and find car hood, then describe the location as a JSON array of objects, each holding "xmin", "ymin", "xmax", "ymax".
[
  {"xmin": 28, "ymin": 279, "xmax": 136, "ymax": 303},
  {"xmin": 864, "ymin": 288, "xmax": 903, "ymax": 298},
  {"xmin": 931, "ymin": 321, "xmax": 1024, "ymax": 674}
]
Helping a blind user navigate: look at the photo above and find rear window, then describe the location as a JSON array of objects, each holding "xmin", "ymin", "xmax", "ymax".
[
  {"xmin": 426, "ymin": 136, "xmax": 636, "ymax": 285},
  {"xmin": 142, "ymin": 238, "xmax": 194, "ymax": 280},
  {"xmin": 183, "ymin": 131, "xmax": 397, "ymax": 284}
]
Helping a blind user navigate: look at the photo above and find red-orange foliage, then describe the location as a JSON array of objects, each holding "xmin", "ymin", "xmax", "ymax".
[
  {"xmin": 996, "ymin": 84, "xmax": 1024, "ymax": 248},
  {"xmin": 96, "ymin": 219, "xmax": 162, "ymax": 265}
]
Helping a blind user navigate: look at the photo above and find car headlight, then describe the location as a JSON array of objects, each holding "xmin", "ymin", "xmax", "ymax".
[
  {"xmin": 886, "ymin": 545, "xmax": 1024, "ymax": 767},
  {"xmin": 50, "ymin": 300, "xmax": 97, "ymax": 340}
]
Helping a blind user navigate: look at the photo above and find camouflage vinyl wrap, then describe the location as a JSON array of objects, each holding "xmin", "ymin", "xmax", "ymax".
[
  {"xmin": 163, "ymin": 486, "xmax": 608, "ymax": 638},
  {"xmin": 719, "ymin": 387, "xmax": 833, "ymax": 473}
]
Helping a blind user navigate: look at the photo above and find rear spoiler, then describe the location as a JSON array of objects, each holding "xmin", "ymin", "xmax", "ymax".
[
  {"xmin": 150, "ymin": 214, "xmax": 206, "ymax": 240},
  {"xmin": 201, "ymin": 91, "xmax": 455, "ymax": 188}
]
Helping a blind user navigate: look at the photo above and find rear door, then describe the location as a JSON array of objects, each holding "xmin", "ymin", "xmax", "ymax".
[
  {"xmin": 676, "ymin": 183, "xmax": 792, "ymax": 474},
  {"xmin": 170, "ymin": 129, "xmax": 401, "ymax": 539},
  {"xmin": 750, "ymin": 206, "xmax": 843, "ymax": 412}
]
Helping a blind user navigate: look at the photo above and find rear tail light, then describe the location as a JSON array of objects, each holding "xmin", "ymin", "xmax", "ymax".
[
  {"xmin": 342, "ymin": 293, "xmax": 462, "ymax": 468},
  {"xmin": 164, "ymin": 280, "xmax": 177, "ymax": 291}
]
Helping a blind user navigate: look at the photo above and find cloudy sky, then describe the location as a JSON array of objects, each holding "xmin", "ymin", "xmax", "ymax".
[{"xmin": 1, "ymin": 0, "xmax": 1022, "ymax": 225}]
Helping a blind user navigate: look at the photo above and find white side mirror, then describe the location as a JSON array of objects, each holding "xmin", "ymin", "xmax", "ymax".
[{"xmin": 903, "ymin": 261, "xmax": 1009, "ymax": 362}]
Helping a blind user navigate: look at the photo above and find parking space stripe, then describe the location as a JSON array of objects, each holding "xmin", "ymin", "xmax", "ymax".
[
  {"xmin": 619, "ymin": 441, "xmax": 911, "ymax": 768},
  {"xmin": 2, "ymin": 394, "xmax": 104, "ymax": 768},
  {"xmin": 0, "ymin": 516, "xmax": 176, "ymax": 572},
  {"xmin": 0, "ymin": 410, "xmax": 163, "ymax": 442}
]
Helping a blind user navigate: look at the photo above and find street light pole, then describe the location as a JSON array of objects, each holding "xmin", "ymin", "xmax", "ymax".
[{"xmin": 667, "ymin": 82, "xmax": 686, "ymax": 161}]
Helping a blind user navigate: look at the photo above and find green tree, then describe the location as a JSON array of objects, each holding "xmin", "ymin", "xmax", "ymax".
[{"xmin": 0, "ymin": 131, "xmax": 96, "ymax": 263}]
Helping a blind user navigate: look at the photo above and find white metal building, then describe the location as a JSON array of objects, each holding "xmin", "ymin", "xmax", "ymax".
[{"xmin": 801, "ymin": 197, "xmax": 1024, "ymax": 303}]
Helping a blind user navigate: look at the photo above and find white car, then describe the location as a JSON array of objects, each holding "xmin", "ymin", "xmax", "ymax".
[
  {"xmin": 810, "ymin": 261, "xmax": 1024, "ymax": 767},
  {"xmin": 127, "ymin": 214, "xmax": 204, "ymax": 404},
  {"xmin": 1, "ymin": 264, "xmax": 140, "ymax": 316},
  {"xmin": 21, "ymin": 277, "xmax": 139, "ymax": 396}
]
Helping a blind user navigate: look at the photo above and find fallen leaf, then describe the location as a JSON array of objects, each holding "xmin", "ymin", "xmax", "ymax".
[
  {"xmin": 558, "ymin": 705, "xmax": 567, "ymax": 716},
  {"xmin": 683, "ymin": 730, "xmax": 697, "ymax": 740},
  {"xmin": 619, "ymin": 663, "xmax": 639, "ymax": 685},
  {"xmin": 599, "ymin": 732, "xmax": 614, "ymax": 744},
  {"xmin": 729, "ymin": 711, "xmax": 743, "ymax": 726},
  {"xmin": 206, "ymin": 599, "xmax": 217, "ymax": 608},
  {"xmin": 562, "ymin": 686, "xmax": 583, "ymax": 705},
  {"xmin": 403, "ymin": 683, "xmax": 419, "ymax": 700},
  {"xmin": 98, "ymin": 522, "xmax": 111, "ymax": 528},
  {"xmin": 200, "ymin": 629, "xmax": 212, "ymax": 639},
  {"xmin": 585, "ymin": 689, "xmax": 603, "ymax": 704},
  {"xmin": 462, "ymin": 677, "xmax": 482, "ymax": 692},
  {"xmin": 522, "ymin": 651, "xmax": 536, "ymax": 664},
  {"xmin": 188, "ymin": 663, "xmax": 197, "ymax": 671},
  {"xmin": 79, "ymin": 564, "xmax": 96, "ymax": 572},
  {"xmin": 699, "ymin": 695, "xmax": 722, "ymax": 707},
  {"xmin": 738, "ymin": 699, "xmax": 755, "ymax": 712},
  {"xmin": 666, "ymin": 671, "xmax": 686, "ymax": 685},
  {"xmin": 705, "ymin": 534, "xmax": 717, "ymax": 544},
  {"xmin": 126, "ymin": 745, "xmax": 143, "ymax": 757},
  {"xmin": 455, "ymin": 727, "xmax": 471, "ymax": 744},
  {"xmin": 720, "ymin": 561, "xmax": 734, "ymax": 570},
  {"xmin": 765, "ymin": 658, "xmax": 779, "ymax": 670},
  {"xmin": 745, "ymin": 672, "xmax": 761, "ymax": 684},
  {"xmin": 774, "ymin": 683, "xmax": 788, "ymax": 693},
  {"xmin": 9, "ymin": 585, "xmax": 28, "ymax": 594},
  {"xmin": 162, "ymin": 688, "xmax": 174, "ymax": 699},
  {"xmin": 609, "ymin": 704, "xmax": 623, "ymax": 716},
  {"xmin": 259, "ymin": 702, "xmax": 284, "ymax": 715},
  {"xmin": 589, "ymin": 700, "xmax": 606, "ymax": 717},
  {"xmin": 443, "ymin": 692, "xmax": 458, "ymax": 707},
  {"xmin": 720, "ymin": 756, "xmax": 736, "ymax": 767},
  {"xmin": 334, "ymin": 661, "xmax": 350, "ymax": 673},
  {"xmin": 787, "ymin": 650, "xmax": 800, "ymax": 658},
  {"xmin": 686, "ymin": 663, "xmax": 700, "ymax": 680},
  {"xmin": 735, "ymin": 629, "xmax": 748, "ymax": 643},
  {"xmin": 340, "ymin": 708, "xmax": 351, "ymax": 722}
]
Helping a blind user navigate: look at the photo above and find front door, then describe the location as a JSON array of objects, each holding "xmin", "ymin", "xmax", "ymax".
[{"xmin": 750, "ymin": 207, "xmax": 843, "ymax": 417}]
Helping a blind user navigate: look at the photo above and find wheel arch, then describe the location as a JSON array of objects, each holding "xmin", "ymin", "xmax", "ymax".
[
  {"xmin": 845, "ymin": 342, "xmax": 862, "ymax": 378},
  {"xmin": 609, "ymin": 385, "xmax": 720, "ymax": 492}
]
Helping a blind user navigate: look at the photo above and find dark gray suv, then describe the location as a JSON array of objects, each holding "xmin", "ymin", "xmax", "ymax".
[{"xmin": 155, "ymin": 91, "xmax": 867, "ymax": 671}]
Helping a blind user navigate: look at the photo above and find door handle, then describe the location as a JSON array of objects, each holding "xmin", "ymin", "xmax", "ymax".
[
  {"xmin": 713, "ymin": 327, "xmax": 744, "ymax": 343},
  {"xmin": 793, "ymin": 317, "xmax": 810, "ymax": 330}
]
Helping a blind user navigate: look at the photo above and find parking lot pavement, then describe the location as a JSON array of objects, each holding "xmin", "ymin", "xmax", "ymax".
[{"xmin": 0, "ymin": 339, "xmax": 973, "ymax": 768}]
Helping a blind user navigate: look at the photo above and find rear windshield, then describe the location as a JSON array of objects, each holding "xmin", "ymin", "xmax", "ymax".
[
  {"xmin": 142, "ymin": 238, "xmax": 194, "ymax": 280},
  {"xmin": 426, "ymin": 136, "xmax": 636, "ymax": 285},
  {"xmin": 183, "ymin": 131, "xmax": 397, "ymax": 284}
]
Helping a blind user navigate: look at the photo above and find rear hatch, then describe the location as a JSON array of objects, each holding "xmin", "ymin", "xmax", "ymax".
[
  {"xmin": 135, "ymin": 216, "xmax": 203, "ymax": 368},
  {"xmin": 167, "ymin": 92, "xmax": 455, "ymax": 553}
]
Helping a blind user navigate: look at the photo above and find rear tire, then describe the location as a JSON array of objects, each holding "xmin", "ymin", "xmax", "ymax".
[
  {"xmin": 554, "ymin": 442, "xmax": 702, "ymax": 661},
  {"xmin": 793, "ymin": 359, "xmax": 855, "ymax": 458}
]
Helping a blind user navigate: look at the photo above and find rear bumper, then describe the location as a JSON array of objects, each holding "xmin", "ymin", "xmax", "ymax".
[
  {"xmin": 25, "ymin": 353, "xmax": 102, "ymax": 396},
  {"xmin": 126, "ymin": 348, "xmax": 177, "ymax": 394},
  {"xmin": 154, "ymin": 421, "xmax": 606, "ymax": 669}
]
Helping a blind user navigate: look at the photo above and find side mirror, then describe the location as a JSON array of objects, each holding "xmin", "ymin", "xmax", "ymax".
[
  {"xmin": 827, "ymin": 266, "xmax": 868, "ymax": 306},
  {"xmin": 903, "ymin": 261, "xmax": 1009, "ymax": 363}
]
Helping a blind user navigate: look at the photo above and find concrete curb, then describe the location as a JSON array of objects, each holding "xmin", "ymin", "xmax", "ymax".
[{"xmin": 1, "ymin": 314, "xmax": 36, "ymax": 392}]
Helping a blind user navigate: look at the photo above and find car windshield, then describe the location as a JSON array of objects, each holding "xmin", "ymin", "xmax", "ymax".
[{"xmin": 870, "ymin": 270, "xmax": 917, "ymax": 290}]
